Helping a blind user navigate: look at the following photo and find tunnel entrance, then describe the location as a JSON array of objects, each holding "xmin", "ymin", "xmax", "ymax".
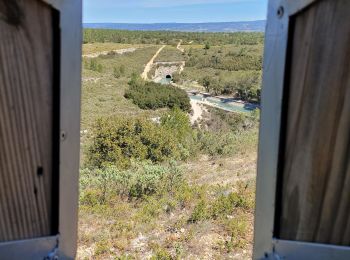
[{"xmin": 166, "ymin": 74, "xmax": 172, "ymax": 79}]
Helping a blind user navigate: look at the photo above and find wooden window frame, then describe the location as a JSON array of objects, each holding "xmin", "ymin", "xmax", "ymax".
[
  {"xmin": 0, "ymin": 0, "xmax": 82, "ymax": 259},
  {"xmin": 253, "ymin": 0, "xmax": 350, "ymax": 259}
]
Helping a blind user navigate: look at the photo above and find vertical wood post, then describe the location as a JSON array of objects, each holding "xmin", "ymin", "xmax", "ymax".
[
  {"xmin": 276, "ymin": 0, "xmax": 350, "ymax": 246},
  {"xmin": 0, "ymin": 0, "xmax": 58, "ymax": 241}
]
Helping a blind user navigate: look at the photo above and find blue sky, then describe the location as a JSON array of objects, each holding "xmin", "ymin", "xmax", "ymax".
[{"xmin": 83, "ymin": 0, "xmax": 268, "ymax": 23}]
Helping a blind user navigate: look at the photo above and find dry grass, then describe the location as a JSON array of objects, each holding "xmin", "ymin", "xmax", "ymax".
[
  {"xmin": 82, "ymin": 43, "xmax": 151, "ymax": 55},
  {"xmin": 77, "ymin": 146, "xmax": 257, "ymax": 259},
  {"xmin": 78, "ymin": 42, "xmax": 259, "ymax": 259}
]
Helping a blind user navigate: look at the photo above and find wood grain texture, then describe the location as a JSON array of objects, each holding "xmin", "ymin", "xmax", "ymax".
[
  {"xmin": 278, "ymin": 0, "xmax": 350, "ymax": 246},
  {"xmin": 0, "ymin": 0, "xmax": 55, "ymax": 241}
]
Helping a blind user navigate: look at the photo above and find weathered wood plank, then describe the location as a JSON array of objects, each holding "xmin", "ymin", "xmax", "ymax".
[
  {"xmin": 0, "ymin": 0, "xmax": 55, "ymax": 241},
  {"xmin": 278, "ymin": 0, "xmax": 350, "ymax": 246}
]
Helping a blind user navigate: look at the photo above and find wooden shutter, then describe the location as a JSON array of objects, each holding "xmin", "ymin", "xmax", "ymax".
[
  {"xmin": 254, "ymin": 0, "xmax": 350, "ymax": 258},
  {"xmin": 0, "ymin": 0, "xmax": 81, "ymax": 258},
  {"xmin": 276, "ymin": 0, "xmax": 350, "ymax": 245},
  {"xmin": 0, "ymin": 0, "xmax": 59, "ymax": 242}
]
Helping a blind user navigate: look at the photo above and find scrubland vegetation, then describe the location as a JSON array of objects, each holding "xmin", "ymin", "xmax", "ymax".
[
  {"xmin": 84, "ymin": 29, "xmax": 264, "ymax": 46},
  {"xmin": 79, "ymin": 29, "xmax": 262, "ymax": 259},
  {"xmin": 176, "ymin": 44, "xmax": 262, "ymax": 102},
  {"xmin": 125, "ymin": 76, "xmax": 191, "ymax": 112}
]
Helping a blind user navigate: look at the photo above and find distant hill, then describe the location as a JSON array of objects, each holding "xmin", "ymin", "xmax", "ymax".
[{"xmin": 83, "ymin": 21, "xmax": 266, "ymax": 33}]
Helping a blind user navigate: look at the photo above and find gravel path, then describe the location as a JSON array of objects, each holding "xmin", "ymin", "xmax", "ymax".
[
  {"xmin": 141, "ymin": 45, "xmax": 166, "ymax": 80},
  {"xmin": 177, "ymin": 40, "xmax": 184, "ymax": 53},
  {"xmin": 82, "ymin": 48, "xmax": 137, "ymax": 58},
  {"xmin": 190, "ymin": 100, "xmax": 204, "ymax": 124}
]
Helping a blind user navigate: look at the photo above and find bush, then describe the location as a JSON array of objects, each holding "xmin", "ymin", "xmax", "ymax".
[
  {"xmin": 205, "ymin": 107, "xmax": 258, "ymax": 132},
  {"xmin": 83, "ymin": 29, "xmax": 264, "ymax": 46},
  {"xmin": 187, "ymin": 52, "xmax": 262, "ymax": 72},
  {"xmin": 151, "ymin": 246, "xmax": 173, "ymax": 260},
  {"xmin": 113, "ymin": 67, "xmax": 121, "ymax": 78},
  {"xmin": 124, "ymin": 77, "xmax": 191, "ymax": 112},
  {"xmin": 85, "ymin": 58, "xmax": 103, "ymax": 72},
  {"xmin": 211, "ymin": 192, "xmax": 251, "ymax": 219},
  {"xmin": 160, "ymin": 108, "xmax": 192, "ymax": 143},
  {"xmin": 188, "ymin": 200, "xmax": 209, "ymax": 223},
  {"xmin": 113, "ymin": 65, "xmax": 126, "ymax": 78},
  {"xmin": 80, "ymin": 161, "xmax": 185, "ymax": 203},
  {"xmin": 187, "ymin": 182, "xmax": 254, "ymax": 223},
  {"xmin": 87, "ymin": 108, "xmax": 198, "ymax": 169},
  {"xmin": 87, "ymin": 117, "xmax": 181, "ymax": 169}
]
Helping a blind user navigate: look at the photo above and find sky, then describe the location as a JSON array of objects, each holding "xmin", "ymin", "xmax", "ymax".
[{"xmin": 83, "ymin": 0, "xmax": 268, "ymax": 23}]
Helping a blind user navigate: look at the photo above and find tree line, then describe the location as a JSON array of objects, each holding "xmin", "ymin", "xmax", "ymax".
[{"xmin": 83, "ymin": 29, "xmax": 264, "ymax": 46}]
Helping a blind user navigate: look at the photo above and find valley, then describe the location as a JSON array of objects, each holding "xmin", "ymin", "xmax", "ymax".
[{"xmin": 79, "ymin": 30, "xmax": 262, "ymax": 259}]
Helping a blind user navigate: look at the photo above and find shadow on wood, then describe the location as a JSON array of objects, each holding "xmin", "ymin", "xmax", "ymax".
[{"xmin": 0, "ymin": 0, "xmax": 59, "ymax": 242}]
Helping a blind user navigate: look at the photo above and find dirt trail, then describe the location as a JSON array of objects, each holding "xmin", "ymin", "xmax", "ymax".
[
  {"xmin": 176, "ymin": 40, "xmax": 185, "ymax": 72},
  {"xmin": 179, "ymin": 61, "xmax": 185, "ymax": 74},
  {"xmin": 190, "ymin": 100, "xmax": 204, "ymax": 124},
  {"xmin": 82, "ymin": 48, "xmax": 137, "ymax": 58},
  {"xmin": 141, "ymin": 45, "xmax": 166, "ymax": 80},
  {"xmin": 177, "ymin": 40, "xmax": 184, "ymax": 53}
]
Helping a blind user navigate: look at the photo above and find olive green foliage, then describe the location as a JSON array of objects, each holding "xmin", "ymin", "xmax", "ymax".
[
  {"xmin": 200, "ymin": 71, "xmax": 261, "ymax": 99},
  {"xmin": 179, "ymin": 44, "xmax": 262, "ymax": 101},
  {"xmin": 187, "ymin": 48, "xmax": 262, "ymax": 71},
  {"xmin": 171, "ymin": 71, "xmax": 181, "ymax": 83},
  {"xmin": 124, "ymin": 76, "xmax": 191, "ymax": 112},
  {"xmin": 80, "ymin": 46, "xmax": 162, "ymax": 132},
  {"xmin": 87, "ymin": 117, "xmax": 182, "ymax": 169},
  {"xmin": 196, "ymin": 108, "xmax": 259, "ymax": 157},
  {"xmin": 205, "ymin": 107, "xmax": 258, "ymax": 132},
  {"xmin": 197, "ymin": 131, "xmax": 237, "ymax": 157},
  {"xmin": 80, "ymin": 31, "xmax": 261, "ymax": 258},
  {"xmin": 160, "ymin": 107, "xmax": 192, "ymax": 142},
  {"xmin": 113, "ymin": 65, "xmax": 126, "ymax": 78},
  {"xmin": 87, "ymin": 108, "xmax": 195, "ymax": 169},
  {"xmin": 80, "ymin": 161, "xmax": 183, "ymax": 202},
  {"xmin": 150, "ymin": 248, "xmax": 173, "ymax": 260},
  {"xmin": 84, "ymin": 29, "xmax": 264, "ymax": 46},
  {"xmin": 85, "ymin": 58, "xmax": 103, "ymax": 72},
  {"xmin": 188, "ymin": 181, "xmax": 254, "ymax": 223},
  {"xmin": 160, "ymin": 108, "xmax": 197, "ymax": 160}
]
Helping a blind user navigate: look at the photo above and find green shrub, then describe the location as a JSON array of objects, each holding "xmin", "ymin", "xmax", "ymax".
[
  {"xmin": 187, "ymin": 52, "xmax": 262, "ymax": 72},
  {"xmin": 188, "ymin": 200, "xmax": 209, "ymax": 223},
  {"xmin": 211, "ymin": 192, "xmax": 251, "ymax": 219},
  {"xmin": 124, "ymin": 77, "xmax": 191, "ymax": 112},
  {"xmin": 80, "ymin": 161, "xmax": 185, "ymax": 203},
  {"xmin": 85, "ymin": 58, "xmax": 103, "ymax": 72},
  {"xmin": 197, "ymin": 71, "xmax": 261, "ymax": 97},
  {"xmin": 161, "ymin": 108, "xmax": 192, "ymax": 142},
  {"xmin": 187, "ymin": 181, "xmax": 255, "ymax": 224},
  {"xmin": 196, "ymin": 108, "xmax": 259, "ymax": 157},
  {"xmin": 129, "ymin": 163, "xmax": 167, "ymax": 198},
  {"xmin": 150, "ymin": 246, "xmax": 173, "ymax": 260},
  {"xmin": 224, "ymin": 215, "xmax": 250, "ymax": 250},
  {"xmin": 83, "ymin": 29, "xmax": 264, "ymax": 46},
  {"xmin": 205, "ymin": 107, "xmax": 258, "ymax": 133},
  {"xmin": 114, "ymin": 65, "xmax": 126, "ymax": 78},
  {"xmin": 113, "ymin": 67, "xmax": 121, "ymax": 78},
  {"xmin": 197, "ymin": 131, "xmax": 236, "ymax": 157},
  {"xmin": 94, "ymin": 239, "xmax": 112, "ymax": 256},
  {"xmin": 87, "ymin": 117, "xmax": 181, "ymax": 169}
]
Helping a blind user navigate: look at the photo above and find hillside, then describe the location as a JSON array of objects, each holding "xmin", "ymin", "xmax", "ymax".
[
  {"xmin": 84, "ymin": 20, "xmax": 266, "ymax": 32},
  {"xmin": 79, "ymin": 30, "xmax": 262, "ymax": 259}
]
